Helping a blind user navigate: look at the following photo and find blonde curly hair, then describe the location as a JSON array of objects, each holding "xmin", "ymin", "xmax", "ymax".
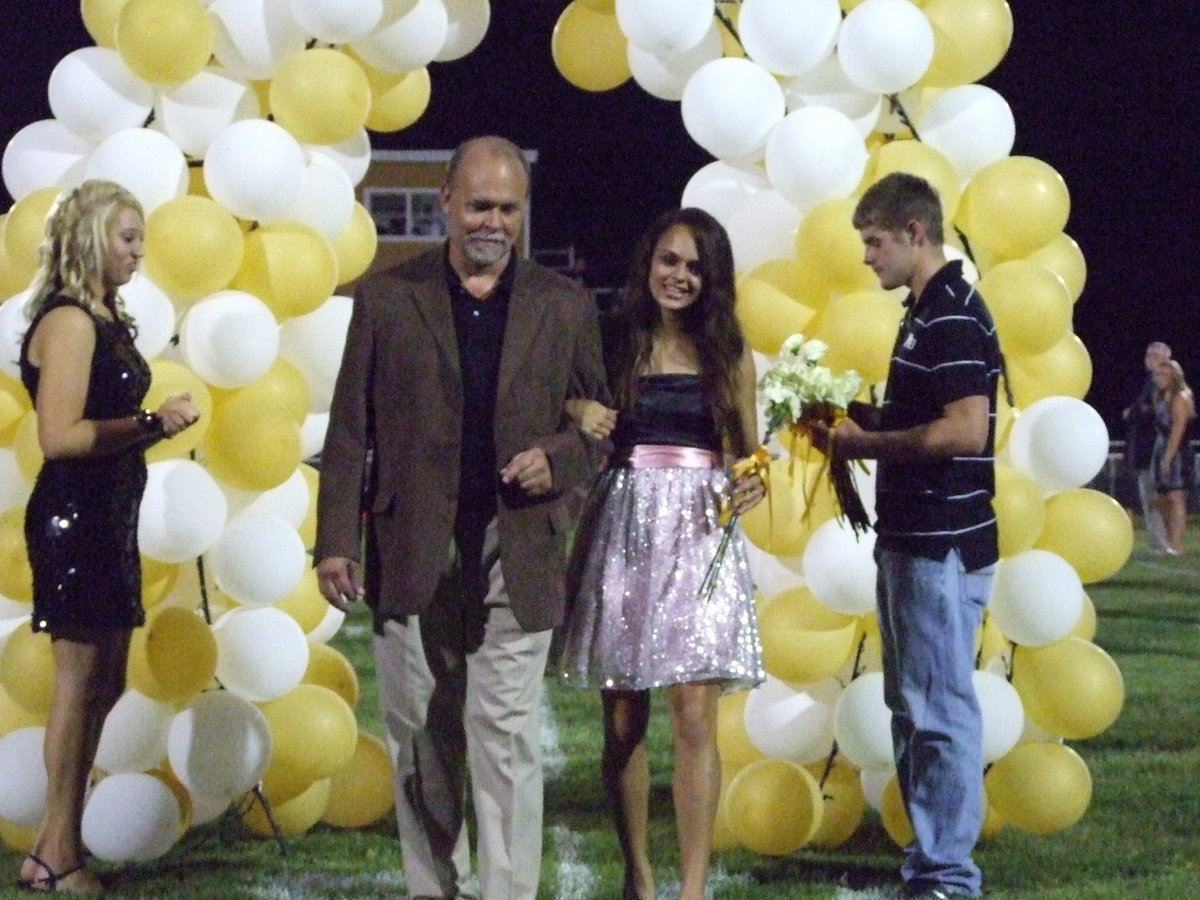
[{"xmin": 26, "ymin": 179, "xmax": 143, "ymax": 322}]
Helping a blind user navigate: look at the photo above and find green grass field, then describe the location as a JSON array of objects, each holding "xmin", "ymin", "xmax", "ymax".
[{"xmin": 2, "ymin": 526, "xmax": 1197, "ymax": 898}]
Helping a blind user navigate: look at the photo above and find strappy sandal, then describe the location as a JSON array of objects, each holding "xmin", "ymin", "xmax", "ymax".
[{"xmin": 17, "ymin": 853, "xmax": 89, "ymax": 892}]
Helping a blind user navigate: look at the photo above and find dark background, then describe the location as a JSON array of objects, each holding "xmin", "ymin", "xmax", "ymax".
[{"xmin": 3, "ymin": 3, "xmax": 1197, "ymax": 431}]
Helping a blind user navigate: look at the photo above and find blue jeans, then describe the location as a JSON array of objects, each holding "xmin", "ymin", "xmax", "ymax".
[{"xmin": 876, "ymin": 547, "xmax": 993, "ymax": 897}]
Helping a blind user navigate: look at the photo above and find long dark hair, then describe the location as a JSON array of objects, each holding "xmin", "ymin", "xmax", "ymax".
[{"xmin": 607, "ymin": 207, "xmax": 749, "ymax": 454}]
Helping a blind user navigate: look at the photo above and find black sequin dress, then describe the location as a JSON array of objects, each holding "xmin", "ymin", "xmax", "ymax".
[{"xmin": 20, "ymin": 295, "xmax": 151, "ymax": 633}]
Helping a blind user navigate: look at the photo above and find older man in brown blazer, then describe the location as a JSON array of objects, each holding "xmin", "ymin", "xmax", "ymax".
[{"xmin": 315, "ymin": 136, "xmax": 609, "ymax": 900}]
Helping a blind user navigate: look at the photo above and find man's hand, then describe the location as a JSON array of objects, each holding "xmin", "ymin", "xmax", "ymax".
[
  {"xmin": 810, "ymin": 417, "xmax": 869, "ymax": 458},
  {"xmin": 316, "ymin": 556, "xmax": 364, "ymax": 612},
  {"xmin": 500, "ymin": 447, "xmax": 553, "ymax": 496}
]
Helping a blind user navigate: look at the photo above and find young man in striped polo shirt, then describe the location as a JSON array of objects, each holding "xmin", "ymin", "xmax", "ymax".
[{"xmin": 811, "ymin": 172, "xmax": 1003, "ymax": 900}]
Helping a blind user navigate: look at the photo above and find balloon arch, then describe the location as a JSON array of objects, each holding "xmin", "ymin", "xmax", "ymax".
[{"xmin": 0, "ymin": 0, "xmax": 1124, "ymax": 862}]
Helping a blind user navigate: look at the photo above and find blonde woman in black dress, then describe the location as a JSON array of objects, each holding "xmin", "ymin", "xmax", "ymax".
[{"xmin": 17, "ymin": 180, "xmax": 198, "ymax": 893}]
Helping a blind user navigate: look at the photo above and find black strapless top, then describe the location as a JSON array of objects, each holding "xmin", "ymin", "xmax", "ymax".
[{"xmin": 610, "ymin": 374, "xmax": 721, "ymax": 453}]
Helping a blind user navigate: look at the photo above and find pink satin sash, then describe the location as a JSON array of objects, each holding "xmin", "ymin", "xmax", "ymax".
[{"xmin": 617, "ymin": 444, "xmax": 721, "ymax": 469}]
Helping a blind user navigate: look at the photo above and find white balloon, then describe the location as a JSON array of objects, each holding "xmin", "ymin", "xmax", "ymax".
[
  {"xmin": 208, "ymin": 512, "xmax": 306, "ymax": 607},
  {"xmin": 832, "ymin": 671, "xmax": 894, "ymax": 771},
  {"xmin": 306, "ymin": 602, "xmax": 345, "ymax": 643},
  {"xmin": 917, "ymin": 85, "xmax": 1015, "ymax": 182},
  {"xmin": 223, "ymin": 466, "xmax": 309, "ymax": 527},
  {"xmin": 738, "ymin": 0, "xmax": 841, "ymax": 77},
  {"xmin": 351, "ymin": 0, "xmax": 450, "ymax": 74},
  {"xmin": 859, "ymin": 764, "xmax": 894, "ymax": 811},
  {"xmin": 307, "ymin": 129, "xmax": 372, "ymax": 187},
  {"xmin": 724, "ymin": 189, "xmax": 802, "ymax": 273},
  {"xmin": 94, "ymin": 689, "xmax": 174, "ymax": 774},
  {"xmin": 155, "ymin": 66, "xmax": 261, "ymax": 159},
  {"xmin": 0, "ymin": 449, "xmax": 32, "ymax": 511},
  {"xmin": 139, "ymin": 459, "xmax": 229, "ymax": 562},
  {"xmin": 765, "ymin": 106, "xmax": 869, "ymax": 211},
  {"xmin": 627, "ymin": 22, "xmax": 723, "ymax": 102},
  {"xmin": 288, "ymin": 0, "xmax": 384, "ymax": 43},
  {"xmin": 213, "ymin": 606, "xmax": 310, "ymax": 701},
  {"xmin": 837, "ymin": 0, "xmax": 935, "ymax": 94},
  {"xmin": 300, "ymin": 411, "xmax": 330, "ymax": 460},
  {"xmin": 743, "ymin": 676, "xmax": 835, "ymax": 764},
  {"xmin": 83, "ymin": 128, "xmax": 188, "ymax": 215},
  {"xmin": 209, "ymin": 0, "xmax": 308, "ymax": 80},
  {"xmin": 782, "ymin": 56, "xmax": 881, "ymax": 138},
  {"xmin": 203, "ymin": 118, "xmax": 306, "ymax": 222},
  {"xmin": 2, "ymin": 120, "xmax": 94, "ymax": 202},
  {"xmin": 278, "ymin": 294, "xmax": 353, "ymax": 413},
  {"xmin": 0, "ymin": 727, "xmax": 47, "ymax": 827},
  {"xmin": 989, "ymin": 549, "xmax": 1084, "ymax": 647},
  {"xmin": 82, "ymin": 773, "xmax": 182, "ymax": 862},
  {"xmin": 0, "ymin": 291, "xmax": 33, "ymax": 382},
  {"xmin": 801, "ymin": 518, "xmax": 878, "ymax": 615},
  {"xmin": 47, "ymin": 48, "xmax": 154, "ymax": 143},
  {"xmin": 437, "ymin": 0, "xmax": 491, "ymax": 62},
  {"xmin": 679, "ymin": 160, "xmax": 768, "ymax": 227},
  {"xmin": 180, "ymin": 289, "xmax": 280, "ymax": 389},
  {"xmin": 681, "ymin": 58, "xmax": 786, "ymax": 161},
  {"xmin": 743, "ymin": 539, "xmax": 804, "ymax": 598},
  {"xmin": 280, "ymin": 153, "xmax": 354, "ymax": 238},
  {"xmin": 1007, "ymin": 396, "xmax": 1110, "ymax": 494},
  {"xmin": 973, "ymin": 670, "xmax": 1024, "ymax": 764},
  {"xmin": 615, "ymin": 0, "xmax": 713, "ymax": 56},
  {"xmin": 121, "ymin": 274, "xmax": 177, "ymax": 361},
  {"xmin": 167, "ymin": 689, "xmax": 273, "ymax": 798},
  {"xmin": 189, "ymin": 793, "xmax": 231, "ymax": 826}
]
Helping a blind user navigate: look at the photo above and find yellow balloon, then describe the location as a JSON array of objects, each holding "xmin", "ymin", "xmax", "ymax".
[
  {"xmin": 716, "ymin": 690, "xmax": 765, "ymax": 772},
  {"xmin": 551, "ymin": 2, "xmax": 631, "ymax": 92},
  {"xmin": 296, "ymin": 463, "xmax": 319, "ymax": 550},
  {"xmin": 116, "ymin": 0, "xmax": 213, "ymax": 85},
  {"xmin": 757, "ymin": 587, "xmax": 857, "ymax": 683},
  {"xmin": 202, "ymin": 401, "xmax": 302, "ymax": 492},
  {"xmin": 127, "ymin": 606, "xmax": 218, "ymax": 707},
  {"xmin": 712, "ymin": 770, "xmax": 739, "ymax": 852},
  {"xmin": 0, "ymin": 506, "xmax": 33, "ymax": 603},
  {"xmin": 276, "ymin": 566, "xmax": 329, "ymax": 634},
  {"xmin": 143, "ymin": 359, "xmax": 214, "ymax": 463},
  {"xmin": 985, "ymin": 741, "xmax": 1091, "ymax": 834},
  {"xmin": 331, "ymin": 202, "xmax": 379, "ymax": 288},
  {"xmin": 1024, "ymin": 232, "xmax": 1086, "ymax": 304},
  {"xmin": 243, "ymin": 778, "xmax": 332, "ymax": 837},
  {"xmin": 957, "ymin": 157, "xmax": 1070, "ymax": 259},
  {"xmin": 716, "ymin": 2, "xmax": 747, "ymax": 58},
  {"xmin": 976, "ymin": 260, "xmax": 1071, "ymax": 357},
  {"xmin": 0, "ymin": 372, "xmax": 33, "ymax": 445},
  {"xmin": 739, "ymin": 459, "xmax": 802, "ymax": 556},
  {"xmin": 725, "ymin": 758, "xmax": 824, "ymax": 855},
  {"xmin": 140, "ymin": 555, "xmax": 180, "ymax": 608},
  {"xmin": 302, "ymin": 642, "xmax": 360, "ymax": 711},
  {"xmin": 144, "ymin": 196, "xmax": 245, "ymax": 300},
  {"xmin": 0, "ymin": 221, "xmax": 33, "ymax": 302},
  {"xmin": 146, "ymin": 765, "xmax": 193, "ymax": 836},
  {"xmin": 1012, "ymin": 638, "xmax": 1124, "ymax": 739},
  {"xmin": 0, "ymin": 816, "xmax": 37, "ymax": 853},
  {"xmin": 735, "ymin": 278, "xmax": 818, "ymax": 356},
  {"xmin": 321, "ymin": 731, "xmax": 395, "ymax": 828},
  {"xmin": 794, "ymin": 198, "xmax": 876, "ymax": 296},
  {"xmin": 211, "ymin": 358, "xmax": 311, "ymax": 428},
  {"xmin": 864, "ymin": 139, "xmax": 962, "ymax": 224},
  {"xmin": 920, "ymin": 0, "xmax": 1014, "ymax": 87},
  {"xmin": 232, "ymin": 223, "xmax": 339, "ymax": 320},
  {"xmin": 259, "ymin": 684, "xmax": 358, "ymax": 803},
  {"xmin": 880, "ymin": 774, "xmax": 914, "ymax": 848},
  {"xmin": 994, "ymin": 387, "xmax": 1015, "ymax": 453},
  {"xmin": 979, "ymin": 797, "xmax": 1007, "ymax": 840},
  {"xmin": 1067, "ymin": 593, "xmax": 1097, "ymax": 642},
  {"xmin": 812, "ymin": 290, "xmax": 905, "ymax": 385},
  {"xmin": 1034, "ymin": 489, "xmax": 1133, "ymax": 584},
  {"xmin": 270, "ymin": 48, "xmax": 371, "ymax": 147},
  {"xmin": 975, "ymin": 611, "xmax": 1009, "ymax": 666},
  {"xmin": 992, "ymin": 464, "xmax": 1045, "ymax": 558},
  {"xmin": 81, "ymin": 0, "xmax": 131, "ymax": 48},
  {"xmin": 5, "ymin": 187, "xmax": 60, "ymax": 288},
  {"xmin": 0, "ymin": 682, "xmax": 45, "ymax": 735},
  {"xmin": 805, "ymin": 756, "xmax": 866, "ymax": 849},
  {"xmin": 0, "ymin": 623, "xmax": 54, "ymax": 715},
  {"xmin": 1006, "ymin": 333, "xmax": 1092, "ymax": 407},
  {"xmin": 740, "ymin": 258, "xmax": 828, "ymax": 313},
  {"xmin": 363, "ymin": 64, "xmax": 432, "ymax": 134},
  {"xmin": 12, "ymin": 411, "xmax": 42, "ymax": 487}
]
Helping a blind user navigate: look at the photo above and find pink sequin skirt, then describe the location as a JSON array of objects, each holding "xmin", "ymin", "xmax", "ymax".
[{"xmin": 558, "ymin": 445, "xmax": 764, "ymax": 691}]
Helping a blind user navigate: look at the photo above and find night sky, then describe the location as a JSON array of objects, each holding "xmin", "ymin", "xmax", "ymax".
[{"xmin": 3, "ymin": 3, "xmax": 1195, "ymax": 430}]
